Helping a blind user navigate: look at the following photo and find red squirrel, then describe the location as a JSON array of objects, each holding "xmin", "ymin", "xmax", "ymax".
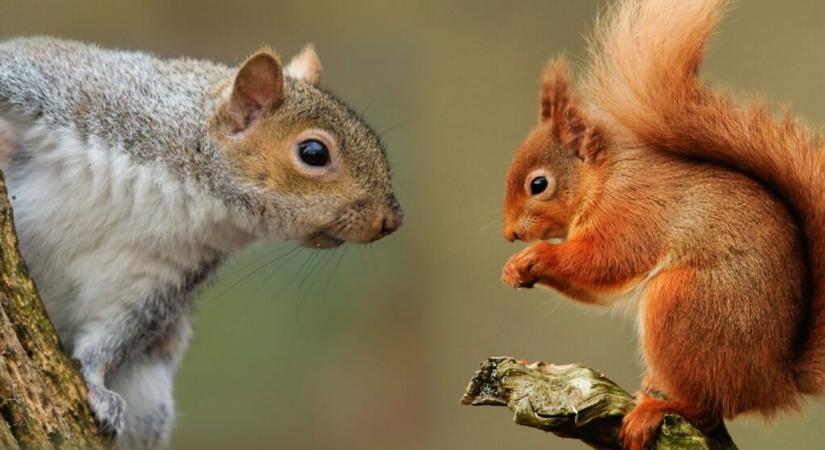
[{"xmin": 501, "ymin": 0, "xmax": 825, "ymax": 449}]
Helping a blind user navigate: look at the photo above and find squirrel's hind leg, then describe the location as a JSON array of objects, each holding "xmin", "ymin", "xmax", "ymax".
[
  {"xmin": 628, "ymin": 263, "xmax": 801, "ymax": 448},
  {"xmin": 109, "ymin": 357, "xmax": 176, "ymax": 449},
  {"xmin": 620, "ymin": 393, "xmax": 719, "ymax": 450},
  {"xmin": 109, "ymin": 318, "xmax": 190, "ymax": 450}
]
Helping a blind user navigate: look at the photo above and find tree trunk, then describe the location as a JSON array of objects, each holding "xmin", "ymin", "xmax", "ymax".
[
  {"xmin": 0, "ymin": 172, "xmax": 107, "ymax": 449},
  {"xmin": 462, "ymin": 357, "xmax": 737, "ymax": 450}
]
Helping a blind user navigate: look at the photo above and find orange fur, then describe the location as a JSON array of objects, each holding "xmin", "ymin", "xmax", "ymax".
[{"xmin": 503, "ymin": 1, "xmax": 823, "ymax": 448}]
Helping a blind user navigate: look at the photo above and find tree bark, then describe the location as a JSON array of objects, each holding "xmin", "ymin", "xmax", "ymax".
[
  {"xmin": 462, "ymin": 357, "xmax": 737, "ymax": 450},
  {"xmin": 0, "ymin": 173, "xmax": 107, "ymax": 449}
]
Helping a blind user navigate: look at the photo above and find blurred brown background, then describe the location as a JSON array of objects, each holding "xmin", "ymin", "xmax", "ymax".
[{"xmin": 2, "ymin": 1, "xmax": 825, "ymax": 449}]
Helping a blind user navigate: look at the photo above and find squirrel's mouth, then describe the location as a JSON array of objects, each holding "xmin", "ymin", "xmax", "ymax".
[
  {"xmin": 540, "ymin": 226, "xmax": 568, "ymax": 242},
  {"xmin": 301, "ymin": 231, "xmax": 345, "ymax": 249}
]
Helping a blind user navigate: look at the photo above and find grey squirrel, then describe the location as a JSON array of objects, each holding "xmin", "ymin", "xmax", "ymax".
[{"xmin": 0, "ymin": 37, "xmax": 402, "ymax": 448}]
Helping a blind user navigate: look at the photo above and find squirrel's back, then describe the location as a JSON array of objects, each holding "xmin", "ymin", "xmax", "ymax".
[
  {"xmin": 586, "ymin": 0, "xmax": 825, "ymax": 395},
  {"xmin": 0, "ymin": 37, "xmax": 230, "ymax": 159}
]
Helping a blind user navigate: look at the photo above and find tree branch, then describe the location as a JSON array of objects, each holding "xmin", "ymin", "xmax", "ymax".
[
  {"xmin": 461, "ymin": 357, "xmax": 737, "ymax": 450},
  {"xmin": 0, "ymin": 172, "xmax": 107, "ymax": 449}
]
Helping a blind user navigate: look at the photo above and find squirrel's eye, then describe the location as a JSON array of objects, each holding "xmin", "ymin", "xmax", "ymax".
[
  {"xmin": 530, "ymin": 176, "xmax": 549, "ymax": 195},
  {"xmin": 297, "ymin": 139, "xmax": 330, "ymax": 167}
]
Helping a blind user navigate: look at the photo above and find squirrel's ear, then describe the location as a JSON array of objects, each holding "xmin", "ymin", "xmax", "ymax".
[
  {"xmin": 285, "ymin": 44, "xmax": 322, "ymax": 86},
  {"xmin": 553, "ymin": 105, "xmax": 608, "ymax": 163},
  {"xmin": 539, "ymin": 57, "xmax": 572, "ymax": 123},
  {"xmin": 573, "ymin": 122, "xmax": 608, "ymax": 163},
  {"xmin": 539, "ymin": 57, "xmax": 608, "ymax": 162},
  {"xmin": 227, "ymin": 49, "xmax": 285, "ymax": 132}
]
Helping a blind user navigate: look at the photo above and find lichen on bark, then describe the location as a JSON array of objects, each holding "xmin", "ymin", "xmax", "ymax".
[{"xmin": 462, "ymin": 357, "xmax": 737, "ymax": 450}]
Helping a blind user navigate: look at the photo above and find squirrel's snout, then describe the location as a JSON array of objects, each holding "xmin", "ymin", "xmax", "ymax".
[
  {"xmin": 504, "ymin": 226, "xmax": 520, "ymax": 242},
  {"xmin": 374, "ymin": 196, "xmax": 403, "ymax": 239},
  {"xmin": 381, "ymin": 210, "xmax": 403, "ymax": 235}
]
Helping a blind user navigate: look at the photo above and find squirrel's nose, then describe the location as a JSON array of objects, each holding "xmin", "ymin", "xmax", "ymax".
[
  {"xmin": 504, "ymin": 226, "xmax": 520, "ymax": 242},
  {"xmin": 381, "ymin": 215, "xmax": 401, "ymax": 236},
  {"xmin": 374, "ymin": 195, "xmax": 403, "ymax": 239},
  {"xmin": 383, "ymin": 199, "xmax": 404, "ymax": 235}
]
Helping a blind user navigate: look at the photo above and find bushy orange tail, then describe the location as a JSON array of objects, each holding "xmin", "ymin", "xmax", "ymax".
[{"xmin": 585, "ymin": 0, "xmax": 825, "ymax": 394}]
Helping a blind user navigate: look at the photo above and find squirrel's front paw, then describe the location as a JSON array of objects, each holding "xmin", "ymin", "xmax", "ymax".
[
  {"xmin": 87, "ymin": 384, "xmax": 126, "ymax": 438},
  {"xmin": 502, "ymin": 247, "xmax": 539, "ymax": 289}
]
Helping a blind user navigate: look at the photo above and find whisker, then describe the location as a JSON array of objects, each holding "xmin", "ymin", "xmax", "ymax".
[
  {"xmin": 313, "ymin": 250, "xmax": 338, "ymax": 294},
  {"xmin": 324, "ymin": 247, "xmax": 348, "ymax": 292},
  {"xmin": 479, "ymin": 209, "xmax": 503, "ymax": 220},
  {"xmin": 291, "ymin": 251, "xmax": 317, "ymax": 292},
  {"xmin": 298, "ymin": 250, "xmax": 329, "ymax": 295},
  {"xmin": 237, "ymin": 247, "xmax": 306, "ymax": 310},
  {"xmin": 478, "ymin": 219, "xmax": 505, "ymax": 236},
  {"xmin": 291, "ymin": 251, "xmax": 323, "ymax": 320},
  {"xmin": 202, "ymin": 245, "xmax": 302, "ymax": 303},
  {"xmin": 379, "ymin": 120, "xmax": 408, "ymax": 138},
  {"xmin": 360, "ymin": 98, "xmax": 376, "ymax": 116},
  {"xmin": 246, "ymin": 248, "xmax": 312, "ymax": 307}
]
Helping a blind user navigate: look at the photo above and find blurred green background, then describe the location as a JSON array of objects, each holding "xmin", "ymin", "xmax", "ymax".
[{"xmin": 2, "ymin": 1, "xmax": 825, "ymax": 449}]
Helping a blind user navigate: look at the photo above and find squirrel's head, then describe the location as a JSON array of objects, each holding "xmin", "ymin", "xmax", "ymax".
[
  {"xmin": 503, "ymin": 58, "xmax": 607, "ymax": 242},
  {"xmin": 212, "ymin": 46, "xmax": 402, "ymax": 248}
]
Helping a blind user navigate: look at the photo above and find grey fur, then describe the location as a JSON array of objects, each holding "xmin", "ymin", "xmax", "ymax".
[
  {"xmin": 75, "ymin": 252, "xmax": 221, "ymax": 439},
  {"xmin": 0, "ymin": 37, "xmax": 249, "ymax": 207},
  {"xmin": 0, "ymin": 36, "xmax": 401, "ymax": 448},
  {"xmin": 0, "ymin": 37, "xmax": 396, "ymax": 216},
  {"xmin": 76, "ymin": 252, "xmax": 220, "ymax": 372}
]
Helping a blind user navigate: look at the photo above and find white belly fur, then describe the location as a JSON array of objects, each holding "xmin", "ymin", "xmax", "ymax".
[{"xmin": 1, "ymin": 116, "xmax": 252, "ymax": 348}]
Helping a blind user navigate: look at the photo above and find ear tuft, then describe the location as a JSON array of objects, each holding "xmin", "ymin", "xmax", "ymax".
[
  {"xmin": 228, "ymin": 49, "xmax": 284, "ymax": 132},
  {"xmin": 557, "ymin": 105, "xmax": 608, "ymax": 163},
  {"xmin": 576, "ymin": 124, "xmax": 608, "ymax": 162},
  {"xmin": 285, "ymin": 44, "xmax": 323, "ymax": 86},
  {"xmin": 540, "ymin": 56, "xmax": 573, "ymax": 123},
  {"xmin": 539, "ymin": 56, "xmax": 608, "ymax": 162}
]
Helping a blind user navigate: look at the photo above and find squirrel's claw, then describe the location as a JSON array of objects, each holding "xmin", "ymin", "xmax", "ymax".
[
  {"xmin": 619, "ymin": 396, "xmax": 667, "ymax": 450},
  {"xmin": 502, "ymin": 248, "xmax": 538, "ymax": 289},
  {"xmin": 87, "ymin": 384, "xmax": 126, "ymax": 439}
]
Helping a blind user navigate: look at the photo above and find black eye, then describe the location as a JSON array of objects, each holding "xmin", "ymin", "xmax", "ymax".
[
  {"xmin": 297, "ymin": 139, "xmax": 330, "ymax": 167},
  {"xmin": 530, "ymin": 176, "xmax": 549, "ymax": 195}
]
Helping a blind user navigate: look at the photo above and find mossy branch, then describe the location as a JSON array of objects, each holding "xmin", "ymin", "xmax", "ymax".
[
  {"xmin": 461, "ymin": 357, "xmax": 737, "ymax": 450},
  {"xmin": 0, "ymin": 172, "xmax": 107, "ymax": 449}
]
